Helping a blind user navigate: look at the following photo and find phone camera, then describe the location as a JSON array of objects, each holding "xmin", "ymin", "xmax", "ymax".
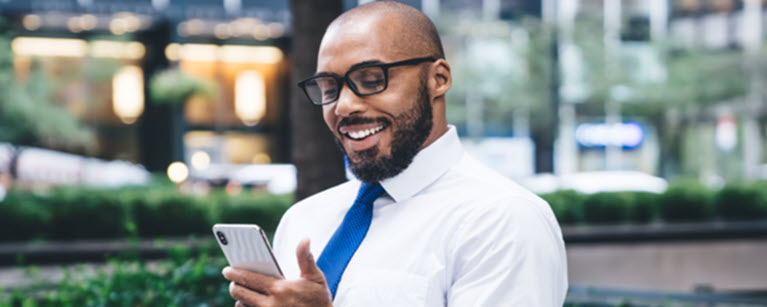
[{"xmin": 216, "ymin": 231, "xmax": 228, "ymax": 245}]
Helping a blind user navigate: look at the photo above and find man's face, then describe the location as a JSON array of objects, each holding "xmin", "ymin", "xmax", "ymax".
[{"xmin": 317, "ymin": 20, "xmax": 434, "ymax": 182}]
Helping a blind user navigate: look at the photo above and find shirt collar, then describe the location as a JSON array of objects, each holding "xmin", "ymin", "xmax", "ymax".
[{"xmin": 379, "ymin": 125, "xmax": 463, "ymax": 203}]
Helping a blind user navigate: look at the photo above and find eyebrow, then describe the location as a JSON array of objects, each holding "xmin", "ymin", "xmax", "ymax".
[
  {"xmin": 314, "ymin": 59, "xmax": 384, "ymax": 76},
  {"xmin": 349, "ymin": 59, "xmax": 384, "ymax": 69}
]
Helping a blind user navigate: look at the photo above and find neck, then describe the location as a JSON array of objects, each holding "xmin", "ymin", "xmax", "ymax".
[{"xmin": 419, "ymin": 123, "xmax": 448, "ymax": 151}]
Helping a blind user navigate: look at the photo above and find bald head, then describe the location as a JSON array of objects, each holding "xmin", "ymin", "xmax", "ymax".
[
  {"xmin": 312, "ymin": 1, "xmax": 453, "ymax": 181},
  {"xmin": 323, "ymin": 1, "xmax": 445, "ymax": 60}
]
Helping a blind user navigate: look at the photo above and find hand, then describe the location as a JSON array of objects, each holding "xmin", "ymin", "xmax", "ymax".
[{"xmin": 223, "ymin": 238, "xmax": 333, "ymax": 307}]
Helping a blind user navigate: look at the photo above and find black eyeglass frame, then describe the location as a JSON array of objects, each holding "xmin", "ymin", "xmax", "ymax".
[{"xmin": 297, "ymin": 56, "xmax": 437, "ymax": 105}]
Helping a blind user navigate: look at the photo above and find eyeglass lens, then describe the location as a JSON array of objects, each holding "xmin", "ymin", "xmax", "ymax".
[
  {"xmin": 304, "ymin": 66, "xmax": 387, "ymax": 104},
  {"xmin": 304, "ymin": 77, "xmax": 339, "ymax": 104}
]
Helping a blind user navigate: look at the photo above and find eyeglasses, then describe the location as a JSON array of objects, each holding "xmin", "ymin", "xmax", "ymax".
[{"xmin": 297, "ymin": 56, "xmax": 436, "ymax": 105}]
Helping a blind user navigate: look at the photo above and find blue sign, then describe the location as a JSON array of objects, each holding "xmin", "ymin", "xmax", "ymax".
[{"xmin": 575, "ymin": 122, "xmax": 644, "ymax": 149}]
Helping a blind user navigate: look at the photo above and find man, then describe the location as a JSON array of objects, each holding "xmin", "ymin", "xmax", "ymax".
[{"xmin": 223, "ymin": 1, "xmax": 568, "ymax": 306}]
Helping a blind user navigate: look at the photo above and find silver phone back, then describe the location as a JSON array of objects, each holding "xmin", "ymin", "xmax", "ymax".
[{"xmin": 213, "ymin": 224, "xmax": 283, "ymax": 279}]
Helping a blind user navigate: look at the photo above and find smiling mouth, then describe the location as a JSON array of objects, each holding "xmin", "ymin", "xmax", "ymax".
[{"xmin": 340, "ymin": 124, "xmax": 388, "ymax": 141}]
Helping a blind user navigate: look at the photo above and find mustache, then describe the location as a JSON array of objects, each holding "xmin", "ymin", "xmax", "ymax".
[{"xmin": 337, "ymin": 117, "xmax": 391, "ymax": 130}]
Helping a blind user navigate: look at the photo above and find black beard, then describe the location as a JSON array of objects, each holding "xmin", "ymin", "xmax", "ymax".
[{"xmin": 334, "ymin": 81, "xmax": 433, "ymax": 183}]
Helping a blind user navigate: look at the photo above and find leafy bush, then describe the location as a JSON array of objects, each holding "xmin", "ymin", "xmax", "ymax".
[
  {"xmin": 629, "ymin": 192, "xmax": 659, "ymax": 223},
  {"xmin": 540, "ymin": 190, "xmax": 584, "ymax": 225},
  {"xmin": 48, "ymin": 188, "xmax": 130, "ymax": 240},
  {"xmin": 0, "ymin": 248, "xmax": 232, "ymax": 307},
  {"xmin": 658, "ymin": 180, "xmax": 715, "ymax": 222},
  {"xmin": 5, "ymin": 178, "xmax": 767, "ymax": 243},
  {"xmin": 542, "ymin": 190, "xmax": 660, "ymax": 225},
  {"xmin": 132, "ymin": 191, "xmax": 210, "ymax": 237},
  {"xmin": 581, "ymin": 192, "xmax": 632, "ymax": 224},
  {"xmin": 0, "ymin": 190, "xmax": 50, "ymax": 241},
  {"xmin": 714, "ymin": 183, "xmax": 767, "ymax": 221},
  {"xmin": 0, "ymin": 185, "xmax": 294, "ymax": 242}
]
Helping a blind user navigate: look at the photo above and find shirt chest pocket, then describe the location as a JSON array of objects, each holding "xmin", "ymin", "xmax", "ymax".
[{"xmin": 334, "ymin": 268, "xmax": 429, "ymax": 307}]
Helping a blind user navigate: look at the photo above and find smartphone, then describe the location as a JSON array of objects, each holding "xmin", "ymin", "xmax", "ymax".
[{"xmin": 212, "ymin": 223, "xmax": 284, "ymax": 279}]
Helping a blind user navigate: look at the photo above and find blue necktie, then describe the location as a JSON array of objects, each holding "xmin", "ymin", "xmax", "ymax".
[{"xmin": 317, "ymin": 182, "xmax": 384, "ymax": 298}]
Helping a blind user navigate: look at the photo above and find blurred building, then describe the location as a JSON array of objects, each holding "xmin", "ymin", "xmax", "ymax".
[
  {"xmin": 0, "ymin": 0, "xmax": 292, "ymax": 173},
  {"xmin": 549, "ymin": 0, "xmax": 764, "ymax": 178},
  {"xmin": 2, "ymin": 0, "xmax": 763, "ymax": 181}
]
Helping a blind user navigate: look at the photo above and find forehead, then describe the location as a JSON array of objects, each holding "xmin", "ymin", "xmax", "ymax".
[{"xmin": 317, "ymin": 16, "xmax": 406, "ymax": 74}]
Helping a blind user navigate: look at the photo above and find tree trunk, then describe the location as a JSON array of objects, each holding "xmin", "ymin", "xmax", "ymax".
[
  {"xmin": 290, "ymin": 0, "xmax": 346, "ymax": 201},
  {"xmin": 137, "ymin": 21, "xmax": 180, "ymax": 172}
]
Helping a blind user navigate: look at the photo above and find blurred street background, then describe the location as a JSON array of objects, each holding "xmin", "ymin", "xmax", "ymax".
[{"xmin": 1, "ymin": 0, "xmax": 767, "ymax": 306}]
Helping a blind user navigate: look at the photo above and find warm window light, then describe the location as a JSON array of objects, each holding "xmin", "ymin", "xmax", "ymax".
[
  {"xmin": 252, "ymin": 152, "xmax": 271, "ymax": 164},
  {"xmin": 80, "ymin": 14, "xmax": 98, "ymax": 30},
  {"xmin": 176, "ymin": 43, "xmax": 218, "ymax": 62},
  {"xmin": 253, "ymin": 24, "xmax": 270, "ymax": 40},
  {"xmin": 231, "ymin": 18, "xmax": 258, "ymax": 36},
  {"xmin": 190, "ymin": 151, "xmax": 211, "ymax": 170},
  {"xmin": 120, "ymin": 14, "xmax": 142, "ymax": 32},
  {"xmin": 235, "ymin": 70, "xmax": 267, "ymax": 126},
  {"xmin": 165, "ymin": 43, "xmax": 180, "ymax": 61},
  {"xmin": 184, "ymin": 19, "xmax": 206, "ymax": 36},
  {"xmin": 113, "ymin": 65, "xmax": 144, "ymax": 124},
  {"xmin": 67, "ymin": 17, "xmax": 83, "ymax": 33},
  {"xmin": 167, "ymin": 162, "xmax": 189, "ymax": 183},
  {"xmin": 267, "ymin": 23, "xmax": 285, "ymax": 38},
  {"xmin": 219, "ymin": 45, "xmax": 283, "ymax": 63},
  {"xmin": 11, "ymin": 37, "xmax": 87, "ymax": 57},
  {"xmin": 90, "ymin": 40, "xmax": 145, "ymax": 60},
  {"xmin": 214, "ymin": 24, "xmax": 232, "ymax": 39},
  {"xmin": 164, "ymin": 43, "xmax": 283, "ymax": 64},
  {"xmin": 11, "ymin": 37, "xmax": 146, "ymax": 60},
  {"xmin": 109, "ymin": 18, "xmax": 128, "ymax": 35},
  {"xmin": 22, "ymin": 15, "xmax": 42, "ymax": 31}
]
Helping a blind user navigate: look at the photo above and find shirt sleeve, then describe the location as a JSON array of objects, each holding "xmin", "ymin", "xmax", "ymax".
[
  {"xmin": 446, "ymin": 195, "xmax": 568, "ymax": 306},
  {"xmin": 271, "ymin": 205, "xmax": 300, "ymax": 279}
]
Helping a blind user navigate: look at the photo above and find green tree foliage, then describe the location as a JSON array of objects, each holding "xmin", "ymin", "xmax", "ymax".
[
  {"xmin": 439, "ymin": 16, "xmax": 554, "ymax": 135},
  {"xmin": 148, "ymin": 69, "xmax": 218, "ymax": 105},
  {"xmin": 0, "ymin": 35, "xmax": 94, "ymax": 150},
  {"xmin": 443, "ymin": 14, "xmax": 752, "ymax": 177},
  {"xmin": 632, "ymin": 48, "xmax": 747, "ymax": 177}
]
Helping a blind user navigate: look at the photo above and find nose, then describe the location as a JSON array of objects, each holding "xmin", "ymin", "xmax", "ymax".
[{"xmin": 334, "ymin": 81, "xmax": 367, "ymax": 117}]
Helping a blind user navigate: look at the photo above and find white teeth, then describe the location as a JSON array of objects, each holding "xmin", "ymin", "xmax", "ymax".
[{"xmin": 346, "ymin": 125, "xmax": 385, "ymax": 140}]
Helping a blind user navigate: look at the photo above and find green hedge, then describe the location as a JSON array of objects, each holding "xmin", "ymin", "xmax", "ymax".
[
  {"xmin": 0, "ymin": 248, "xmax": 231, "ymax": 307},
  {"xmin": 3, "ymin": 179, "xmax": 767, "ymax": 241},
  {"xmin": 658, "ymin": 180, "xmax": 715, "ymax": 222},
  {"xmin": 0, "ymin": 186, "xmax": 293, "ymax": 242},
  {"xmin": 714, "ymin": 183, "xmax": 767, "ymax": 221},
  {"xmin": 541, "ymin": 180, "xmax": 767, "ymax": 225},
  {"xmin": 0, "ymin": 246, "xmax": 642, "ymax": 307}
]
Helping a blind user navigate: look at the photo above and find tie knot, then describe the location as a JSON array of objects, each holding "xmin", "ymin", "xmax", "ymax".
[{"xmin": 356, "ymin": 182, "xmax": 384, "ymax": 205}]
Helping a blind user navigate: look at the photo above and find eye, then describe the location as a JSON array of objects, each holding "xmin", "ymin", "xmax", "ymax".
[
  {"xmin": 349, "ymin": 66, "xmax": 386, "ymax": 92},
  {"xmin": 360, "ymin": 79, "xmax": 384, "ymax": 88},
  {"xmin": 354, "ymin": 73, "xmax": 385, "ymax": 91},
  {"xmin": 323, "ymin": 88, "xmax": 338, "ymax": 97}
]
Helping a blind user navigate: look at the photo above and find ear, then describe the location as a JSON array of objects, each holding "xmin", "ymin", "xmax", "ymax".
[{"xmin": 428, "ymin": 59, "xmax": 451, "ymax": 101}]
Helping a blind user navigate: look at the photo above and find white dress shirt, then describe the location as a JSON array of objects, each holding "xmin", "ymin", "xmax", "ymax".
[{"xmin": 272, "ymin": 126, "xmax": 568, "ymax": 306}]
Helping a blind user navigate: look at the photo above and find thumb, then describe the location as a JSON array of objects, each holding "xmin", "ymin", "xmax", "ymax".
[{"xmin": 296, "ymin": 238, "xmax": 326, "ymax": 283}]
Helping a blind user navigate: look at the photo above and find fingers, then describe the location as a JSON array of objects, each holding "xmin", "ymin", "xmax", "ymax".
[
  {"xmin": 296, "ymin": 238, "xmax": 326, "ymax": 284},
  {"xmin": 230, "ymin": 281, "xmax": 268, "ymax": 307},
  {"xmin": 223, "ymin": 266, "xmax": 279, "ymax": 295}
]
